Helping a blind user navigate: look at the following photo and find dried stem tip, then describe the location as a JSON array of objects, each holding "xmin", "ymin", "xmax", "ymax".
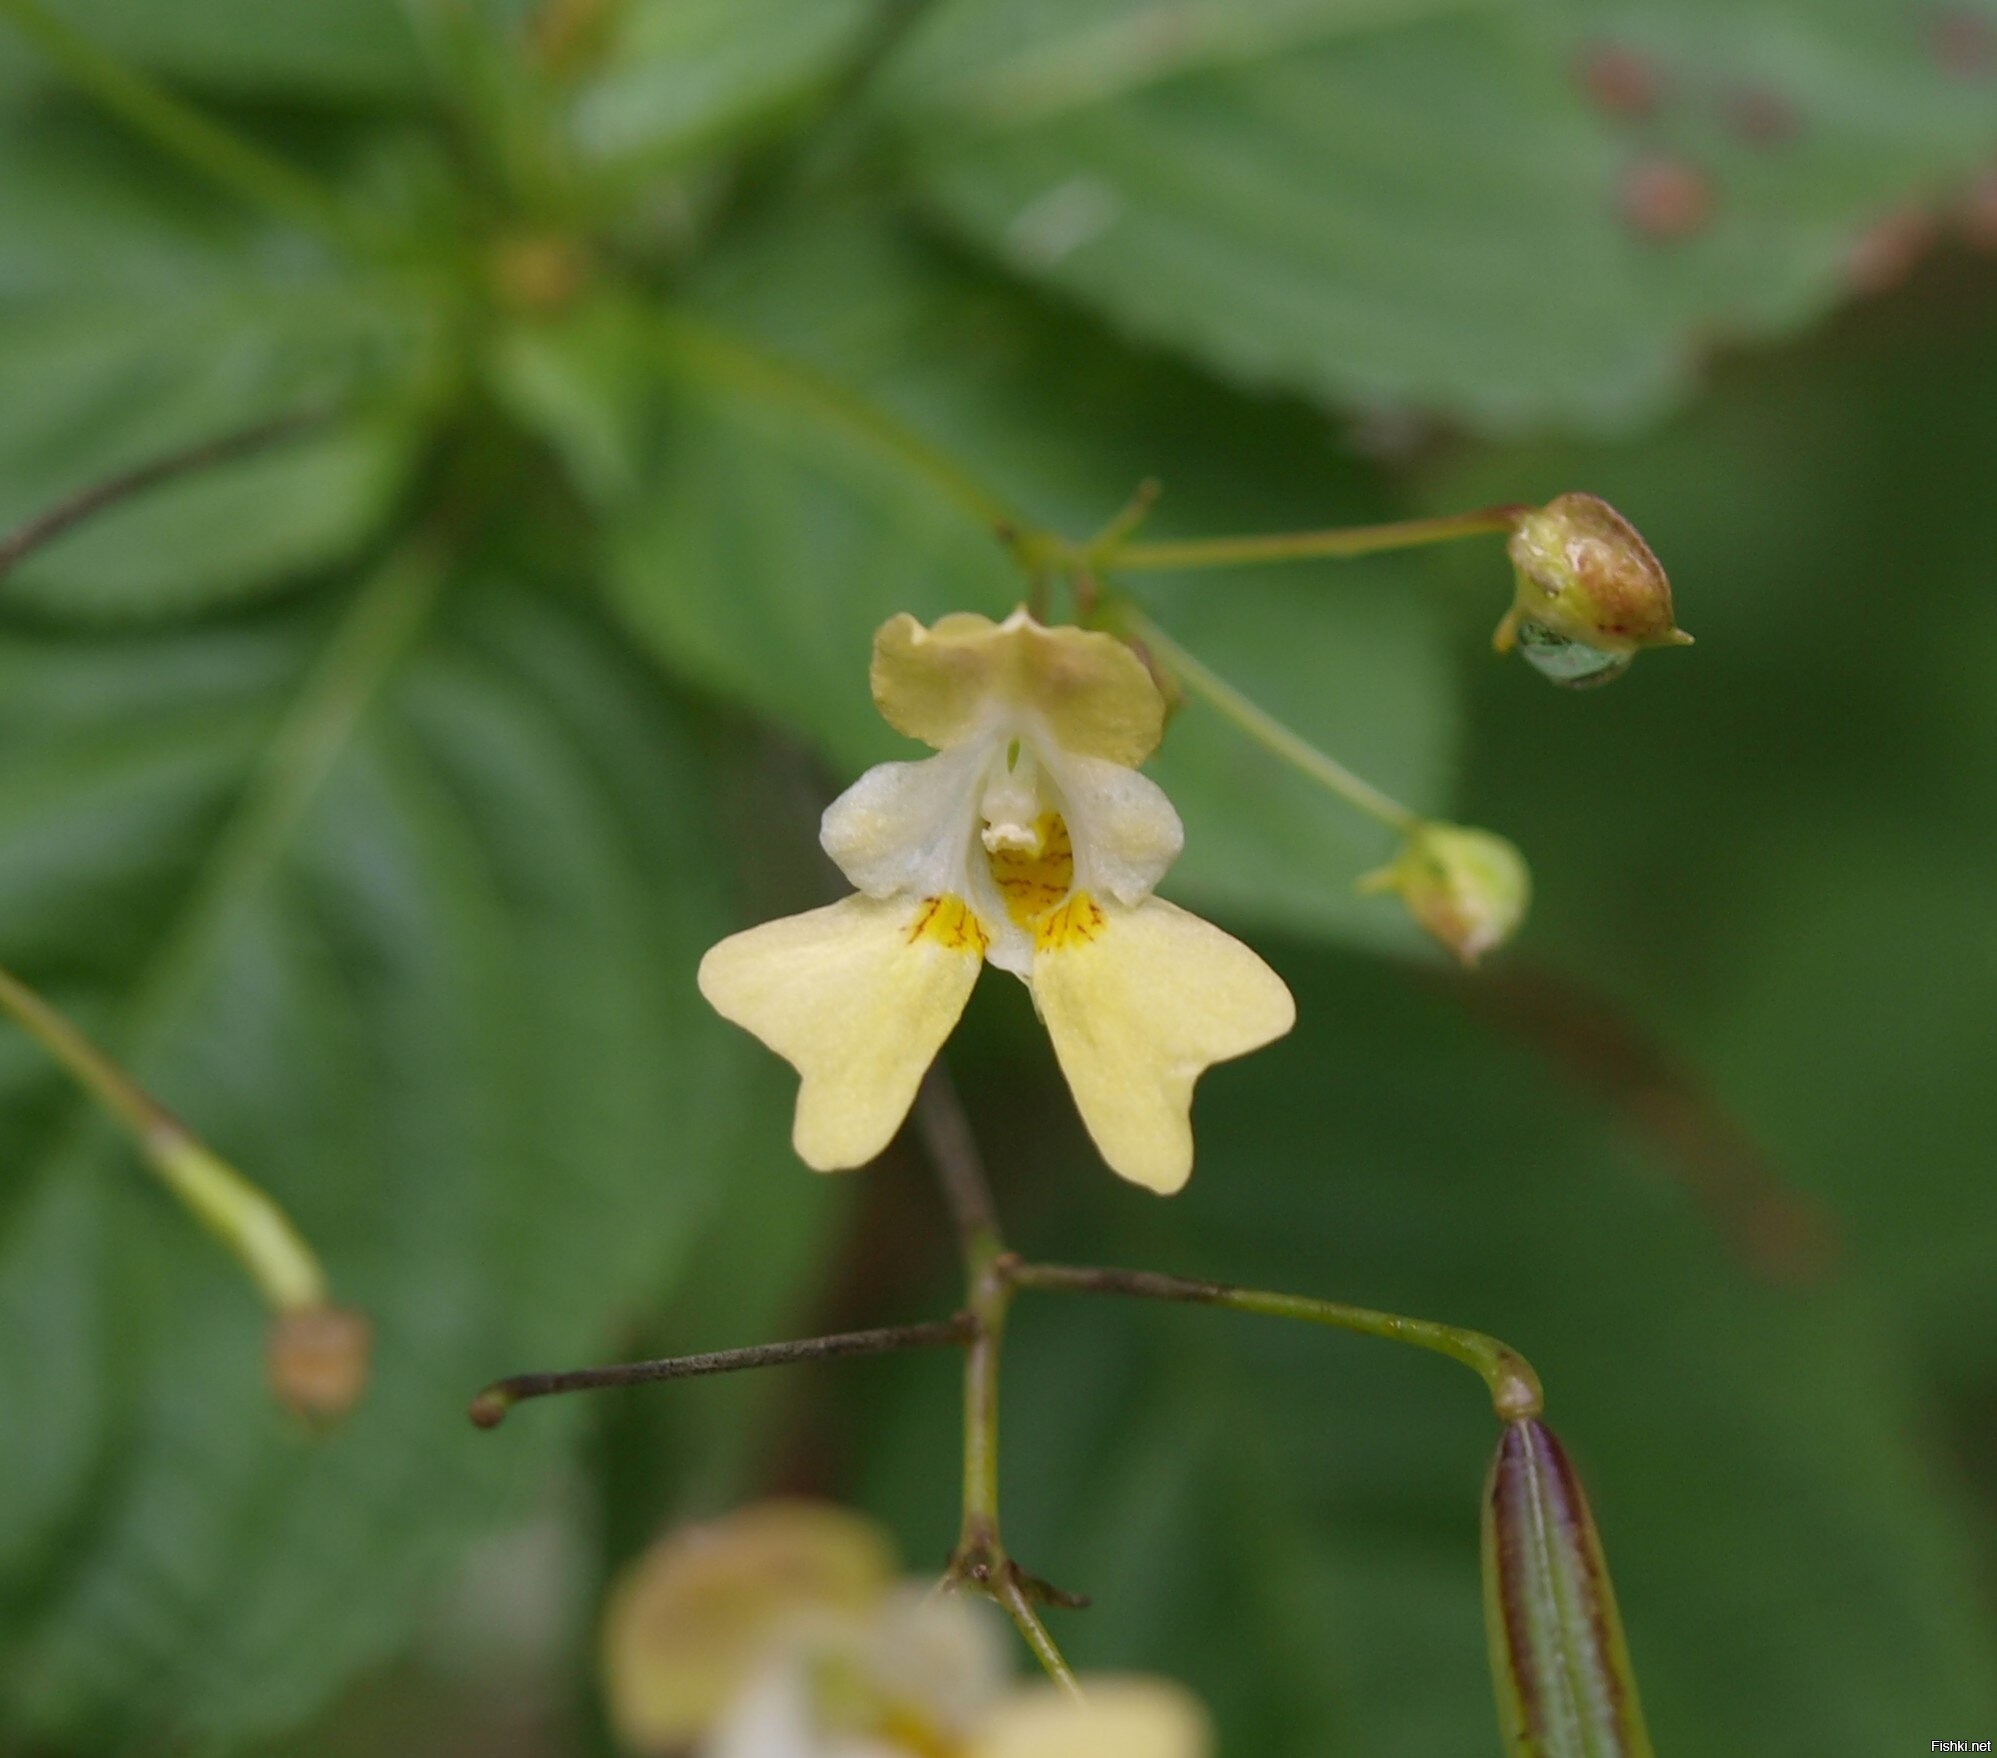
[
  {"xmin": 267, "ymin": 1304, "xmax": 373, "ymax": 1423},
  {"xmin": 1482, "ymin": 1419, "xmax": 1655, "ymax": 1757},
  {"xmin": 1497, "ymin": 494, "xmax": 1690, "ymax": 688}
]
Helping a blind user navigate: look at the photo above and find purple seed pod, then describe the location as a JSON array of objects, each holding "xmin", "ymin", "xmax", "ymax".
[{"xmin": 1482, "ymin": 1419, "xmax": 1656, "ymax": 1757}]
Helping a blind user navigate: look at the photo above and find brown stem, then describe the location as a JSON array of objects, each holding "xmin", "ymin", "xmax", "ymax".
[
  {"xmin": 468, "ymin": 1316, "xmax": 973, "ymax": 1428},
  {"xmin": 0, "ymin": 409, "xmax": 329, "ymax": 582},
  {"xmin": 913, "ymin": 1060, "xmax": 999, "ymax": 1253}
]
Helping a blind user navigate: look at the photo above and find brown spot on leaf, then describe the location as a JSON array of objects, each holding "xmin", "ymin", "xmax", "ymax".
[
  {"xmin": 1959, "ymin": 167, "xmax": 1997, "ymax": 251},
  {"xmin": 1845, "ymin": 208, "xmax": 1939, "ymax": 294},
  {"xmin": 1930, "ymin": 8, "xmax": 1997, "ymax": 77},
  {"xmin": 1719, "ymin": 83, "xmax": 1801, "ymax": 148},
  {"xmin": 1617, "ymin": 157, "xmax": 1714, "ymax": 241},
  {"xmin": 1577, "ymin": 43, "xmax": 1666, "ymax": 119}
]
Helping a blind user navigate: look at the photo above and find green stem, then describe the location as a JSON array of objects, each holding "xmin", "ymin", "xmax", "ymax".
[
  {"xmin": 0, "ymin": 963, "xmax": 327, "ymax": 1310},
  {"xmin": 1117, "ymin": 606, "xmax": 1420, "ymax": 834},
  {"xmin": 647, "ymin": 309, "xmax": 1029, "ymax": 553},
  {"xmin": 959, "ymin": 1232, "xmax": 1008, "ymax": 1548},
  {"xmin": 1112, "ymin": 504, "xmax": 1525, "ymax": 575},
  {"xmin": 1009, "ymin": 1261, "xmax": 1543, "ymax": 1422},
  {"xmin": 994, "ymin": 1570, "xmax": 1084, "ymax": 1700},
  {"xmin": 0, "ymin": 0, "xmax": 371, "ymax": 249}
]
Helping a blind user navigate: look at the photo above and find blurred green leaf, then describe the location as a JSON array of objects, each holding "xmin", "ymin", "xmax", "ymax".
[
  {"xmin": 1428, "ymin": 259, "xmax": 1997, "ymax": 1375},
  {"xmin": 0, "ymin": 575, "xmax": 757, "ymax": 1745},
  {"xmin": 0, "ymin": 112, "xmax": 439, "ymax": 619},
  {"xmin": 579, "ymin": 217, "xmax": 1460, "ymax": 950},
  {"xmin": 567, "ymin": 0, "xmax": 877, "ymax": 174},
  {"xmin": 0, "ymin": 0, "xmax": 427, "ymax": 99},
  {"xmin": 4, "ymin": 420, "xmax": 422, "ymax": 619},
  {"xmin": 858, "ymin": 947, "xmax": 1997, "ymax": 1753},
  {"xmin": 886, "ymin": 0, "xmax": 1997, "ymax": 429}
]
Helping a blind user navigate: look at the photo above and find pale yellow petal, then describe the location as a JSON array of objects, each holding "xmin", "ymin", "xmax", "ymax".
[
  {"xmin": 971, "ymin": 1678, "xmax": 1214, "ymax": 1758},
  {"xmin": 600, "ymin": 1501, "xmax": 896, "ymax": 1754},
  {"xmin": 698, "ymin": 894, "xmax": 985, "ymax": 1170},
  {"xmin": 871, "ymin": 609, "xmax": 1165, "ymax": 766},
  {"xmin": 1033, "ymin": 896, "xmax": 1295, "ymax": 1194}
]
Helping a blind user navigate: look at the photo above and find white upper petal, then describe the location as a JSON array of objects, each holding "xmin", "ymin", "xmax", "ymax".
[
  {"xmin": 819, "ymin": 739, "xmax": 990, "ymax": 900},
  {"xmin": 1040, "ymin": 745, "xmax": 1184, "ymax": 906}
]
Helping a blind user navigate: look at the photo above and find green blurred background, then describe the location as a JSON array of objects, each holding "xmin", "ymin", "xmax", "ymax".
[{"xmin": 1, "ymin": 0, "xmax": 1994, "ymax": 1751}]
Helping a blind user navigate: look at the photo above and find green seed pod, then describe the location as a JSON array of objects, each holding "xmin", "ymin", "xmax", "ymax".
[
  {"xmin": 1482, "ymin": 1419, "xmax": 1655, "ymax": 1757},
  {"xmin": 1497, "ymin": 494, "xmax": 1690, "ymax": 688}
]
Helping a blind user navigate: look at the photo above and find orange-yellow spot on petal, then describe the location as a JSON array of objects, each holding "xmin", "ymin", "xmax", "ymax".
[
  {"xmin": 1034, "ymin": 889, "xmax": 1106, "ymax": 953},
  {"xmin": 910, "ymin": 894, "xmax": 989, "ymax": 955},
  {"xmin": 876, "ymin": 1707, "xmax": 959, "ymax": 1758},
  {"xmin": 989, "ymin": 813, "xmax": 1075, "ymax": 931}
]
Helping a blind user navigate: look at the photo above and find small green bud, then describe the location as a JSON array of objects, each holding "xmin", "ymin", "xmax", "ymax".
[
  {"xmin": 1496, "ymin": 494, "xmax": 1690, "ymax": 688},
  {"xmin": 1482, "ymin": 1419, "xmax": 1655, "ymax": 1757},
  {"xmin": 1361, "ymin": 822, "xmax": 1530, "ymax": 967}
]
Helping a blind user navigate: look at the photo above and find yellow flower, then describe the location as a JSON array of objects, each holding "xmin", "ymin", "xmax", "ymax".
[
  {"xmin": 699, "ymin": 610, "xmax": 1294, "ymax": 1194},
  {"xmin": 601, "ymin": 1501, "xmax": 1213, "ymax": 1758}
]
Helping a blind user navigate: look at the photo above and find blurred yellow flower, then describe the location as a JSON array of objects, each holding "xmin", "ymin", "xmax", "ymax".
[
  {"xmin": 699, "ymin": 610, "xmax": 1294, "ymax": 1194},
  {"xmin": 602, "ymin": 1500, "xmax": 1213, "ymax": 1758}
]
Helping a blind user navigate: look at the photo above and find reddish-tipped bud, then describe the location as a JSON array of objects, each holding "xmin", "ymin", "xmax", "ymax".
[
  {"xmin": 1361, "ymin": 822, "xmax": 1531, "ymax": 967},
  {"xmin": 266, "ymin": 1304, "xmax": 372, "ymax": 1423},
  {"xmin": 1497, "ymin": 495, "xmax": 1690, "ymax": 688},
  {"xmin": 1482, "ymin": 1420, "xmax": 1655, "ymax": 1757}
]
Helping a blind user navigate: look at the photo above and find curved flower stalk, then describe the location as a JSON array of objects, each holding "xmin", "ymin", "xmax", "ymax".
[
  {"xmin": 602, "ymin": 1500, "xmax": 1212, "ymax": 1758},
  {"xmin": 0, "ymin": 961, "xmax": 369, "ymax": 1421},
  {"xmin": 699, "ymin": 609, "xmax": 1295, "ymax": 1194}
]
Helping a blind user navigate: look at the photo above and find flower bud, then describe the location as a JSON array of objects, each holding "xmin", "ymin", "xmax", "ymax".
[
  {"xmin": 265, "ymin": 1304, "xmax": 372, "ymax": 1423},
  {"xmin": 1482, "ymin": 1419, "xmax": 1655, "ymax": 1758},
  {"xmin": 1361, "ymin": 822, "xmax": 1530, "ymax": 967},
  {"xmin": 1497, "ymin": 494, "xmax": 1690, "ymax": 688}
]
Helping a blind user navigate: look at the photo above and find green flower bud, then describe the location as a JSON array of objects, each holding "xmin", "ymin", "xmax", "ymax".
[
  {"xmin": 1496, "ymin": 494, "xmax": 1690, "ymax": 688},
  {"xmin": 1482, "ymin": 1419, "xmax": 1655, "ymax": 1758},
  {"xmin": 1361, "ymin": 822, "xmax": 1530, "ymax": 967}
]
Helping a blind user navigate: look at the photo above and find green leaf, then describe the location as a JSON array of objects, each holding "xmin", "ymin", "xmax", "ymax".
[
  {"xmin": 0, "ymin": 111, "xmax": 439, "ymax": 619},
  {"xmin": 856, "ymin": 947, "xmax": 1997, "ymax": 1751},
  {"xmin": 0, "ymin": 573, "xmax": 758, "ymax": 1746},
  {"xmin": 887, "ymin": 0, "xmax": 1997, "ymax": 430},
  {"xmin": 0, "ymin": 0, "xmax": 427, "ymax": 100},
  {"xmin": 584, "ymin": 216, "xmax": 1458, "ymax": 951},
  {"xmin": 568, "ymin": 0, "xmax": 878, "ymax": 174}
]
